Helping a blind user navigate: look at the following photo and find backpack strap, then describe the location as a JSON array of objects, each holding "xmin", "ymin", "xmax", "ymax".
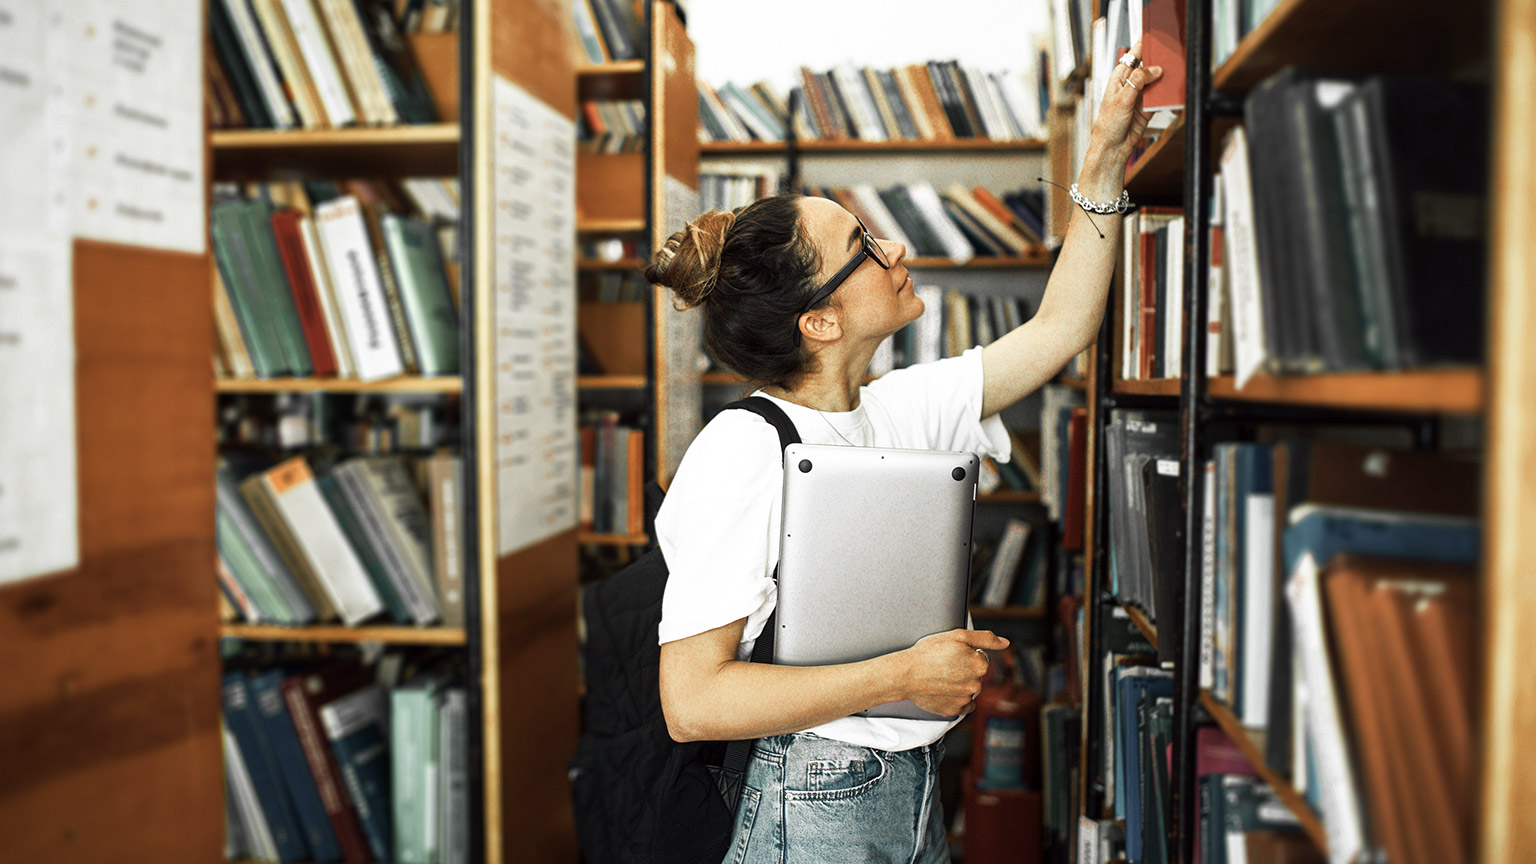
[{"xmin": 719, "ymin": 396, "xmax": 801, "ymax": 787}]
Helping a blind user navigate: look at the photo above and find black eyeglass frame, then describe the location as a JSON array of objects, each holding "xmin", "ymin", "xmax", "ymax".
[{"xmin": 793, "ymin": 217, "xmax": 891, "ymax": 338}]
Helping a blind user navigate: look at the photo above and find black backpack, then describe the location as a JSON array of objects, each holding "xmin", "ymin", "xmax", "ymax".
[{"xmin": 570, "ymin": 397, "xmax": 800, "ymax": 864}]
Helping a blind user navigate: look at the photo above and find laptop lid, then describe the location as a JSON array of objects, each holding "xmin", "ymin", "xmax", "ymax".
[{"xmin": 773, "ymin": 442, "xmax": 978, "ymax": 720}]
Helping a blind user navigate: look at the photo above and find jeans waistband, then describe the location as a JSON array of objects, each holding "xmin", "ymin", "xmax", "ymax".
[{"xmin": 750, "ymin": 731, "xmax": 944, "ymax": 759}]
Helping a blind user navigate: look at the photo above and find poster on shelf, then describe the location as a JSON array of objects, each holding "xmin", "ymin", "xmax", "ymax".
[{"xmin": 492, "ymin": 75, "xmax": 579, "ymax": 556}]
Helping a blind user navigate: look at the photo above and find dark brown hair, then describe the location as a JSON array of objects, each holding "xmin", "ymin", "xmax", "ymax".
[{"xmin": 643, "ymin": 194, "xmax": 823, "ymax": 388}]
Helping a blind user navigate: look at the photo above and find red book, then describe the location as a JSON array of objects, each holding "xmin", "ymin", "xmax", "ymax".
[
  {"xmin": 270, "ymin": 209, "xmax": 339, "ymax": 377},
  {"xmin": 1062, "ymin": 408, "xmax": 1088, "ymax": 551},
  {"xmin": 280, "ymin": 666, "xmax": 372, "ymax": 864},
  {"xmin": 1138, "ymin": 229, "xmax": 1159, "ymax": 380},
  {"xmin": 1140, "ymin": 0, "xmax": 1187, "ymax": 111}
]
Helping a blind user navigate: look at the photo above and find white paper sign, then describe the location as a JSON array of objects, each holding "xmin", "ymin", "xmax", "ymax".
[{"xmin": 492, "ymin": 76, "xmax": 578, "ymax": 556}]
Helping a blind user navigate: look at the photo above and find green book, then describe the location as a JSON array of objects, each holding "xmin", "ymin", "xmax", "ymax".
[
  {"xmin": 317, "ymin": 473, "xmax": 411, "ymax": 624},
  {"xmin": 392, "ymin": 676, "xmax": 446, "ymax": 864},
  {"xmin": 238, "ymin": 199, "xmax": 313, "ymax": 376},
  {"xmin": 382, "ymin": 214, "xmax": 461, "ymax": 376},
  {"xmin": 216, "ymin": 509, "xmax": 292, "ymax": 624},
  {"xmin": 212, "ymin": 201, "xmax": 286, "ymax": 376}
]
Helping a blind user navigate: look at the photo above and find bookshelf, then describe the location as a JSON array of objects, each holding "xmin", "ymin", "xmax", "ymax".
[
  {"xmin": 214, "ymin": 376, "xmax": 465, "ymax": 395},
  {"xmin": 1056, "ymin": 0, "xmax": 1525, "ymax": 862},
  {"xmin": 220, "ymin": 623, "xmax": 469, "ymax": 646}
]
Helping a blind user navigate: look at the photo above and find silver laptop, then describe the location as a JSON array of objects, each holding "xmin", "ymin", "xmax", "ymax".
[{"xmin": 773, "ymin": 442, "xmax": 978, "ymax": 720}]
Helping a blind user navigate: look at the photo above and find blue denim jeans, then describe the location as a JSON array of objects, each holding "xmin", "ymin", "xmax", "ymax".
[{"xmin": 723, "ymin": 732, "xmax": 951, "ymax": 864}]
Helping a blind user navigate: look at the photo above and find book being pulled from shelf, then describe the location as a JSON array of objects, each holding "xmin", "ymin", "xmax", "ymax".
[
  {"xmin": 208, "ymin": 0, "xmax": 445, "ymax": 131},
  {"xmin": 1206, "ymin": 73, "xmax": 1488, "ymax": 387},
  {"xmin": 212, "ymin": 179, "xmax": 461, "ymax": 383},
  {"xmin": 578, "ymin": 99, "xmax": 646, "ymax": 153},
  {"xmin": 698, "ymin": 57, "xmax": 1049, "ymax": 144},
  {"xmin": 222, "ymin": 658, "xmax": 470, "ymax": 864},
  {"xmin": 216, "ymin": 451, "xmax": 465, "ymax": 629}
]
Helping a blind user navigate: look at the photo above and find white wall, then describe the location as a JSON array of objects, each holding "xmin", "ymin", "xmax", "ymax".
[{"xmin": 688, "ymin": 0, "xmax": 1052, "ymax": 91}]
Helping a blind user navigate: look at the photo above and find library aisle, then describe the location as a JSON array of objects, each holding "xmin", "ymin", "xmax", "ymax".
[{"xmin": 2, "ymin": 1, "xmax": 1535, "ymax": 863}]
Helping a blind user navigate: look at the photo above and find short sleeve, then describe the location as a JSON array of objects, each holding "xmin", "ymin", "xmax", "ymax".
[
  {"xmin": 864, "ymin": 346, "xmax": 1012, "ymax": 461},
  {"xmin": 654, "ymin": 412, "xmax": 783, "ymax": 647}
]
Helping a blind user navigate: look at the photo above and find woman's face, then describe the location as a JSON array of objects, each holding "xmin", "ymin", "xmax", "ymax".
[{"xmin": 796, "ymin": 196, "xmax": 924, "ymax": 343}]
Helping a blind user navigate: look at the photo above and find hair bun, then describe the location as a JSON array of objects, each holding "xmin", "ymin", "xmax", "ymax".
[{"xmin": 644, "ymin": 209, "xmax": 737, "ymax": 309}]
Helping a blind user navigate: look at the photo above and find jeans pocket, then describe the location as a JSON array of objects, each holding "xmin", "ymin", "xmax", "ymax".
[
  {"xmin": 789, "ymin": 750, "xmax": 888, "ymax": 800},
  {"xmin": 726, "ymin": 785, "xmax": 762, "ymax": 864}
]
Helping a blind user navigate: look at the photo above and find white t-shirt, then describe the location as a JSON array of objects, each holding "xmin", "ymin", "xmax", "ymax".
[{"xmin": 655, "ymin": 346, "xmax": 1011, "ymax": 752}]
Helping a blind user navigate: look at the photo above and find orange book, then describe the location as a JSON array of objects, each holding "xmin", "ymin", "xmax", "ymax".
[
  {"xmin": 903, "ymin": 64, "xmax": 954, "ymax": 140},
  {"xmin": 625, "ymin": 429, "xmax": 645, "ymax": 536},
  {"xmin": 972, "ymin": 187, "xmax": 1042, "ymax": 246},
  {"xmin": 798, "ymin": 67, "xmax": 843, "ymax": 140}
]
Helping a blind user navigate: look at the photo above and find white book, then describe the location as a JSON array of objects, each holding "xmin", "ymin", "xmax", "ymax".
[
  {"xmin": 906, "ymin": 182, "xmax": 975, "ymax": 263},
  {"xmin": 1219, "ymin": 127, "xmax": 1269, "ymax": 388},
  {"xmin": 320, "ymin": 684, "xmax": 389, "ymax": 742},
  {"xmin": 997, "ymin": 69, "xmax": 1044, "ymax": 141},
  {"xmin": 980, "ymin": 519, "xmax": 1032, "ymax": 607},
  {"xmin": 261, "ymin": 457, "xmax": 384, "ymax": 625},
  {"xmin": 850, "ymin": 185, "xmax": 914, "ymax": 250},
  {"xmin": 1208, "ymin": 173, "xmax": 1229, "ymax": 376},
  {"xmin": 223, "ymin": 723, "xmax": 280, "ymax": 862},
  {"xmin": 219, "ymin": 0, "xmax": 297, "ymax": 129},
  {"xmin": 282, "ymin": 0, "xmax": 358, "ymax": 126},
  {"xmin": 1122, "ymin": 211, "xmax": 1140, "ymax": 381},
  {"xmin": 314, "ymin": 196, "xmax": 404, "ymax": 380},
  {"xmin": 249, "ymin": 0, "xmax": 325, "ymax": 128},
  {"xmin": 1239, "ymin": 493, "xmax": 1274, "ymax": 727},
  {"xmin": 1286, "ymin": 553, "xmax": 1367, "ymax": 864},
  {"xmin": 1198, "ymin": 459, "xmax": 1217, "ymax": 690},
  {"xmin": 831, "ymin": 64, "xmax": 887, "ymax": 141},
  {"xmin": 1164, "ymin": 215, "xmax": 1185, "ymax": 378},
  {"xmin": 297, "ymin": 214, "xmax": 357, "ymax": 377},
  {"xmin": 315, "ymin": 0, "xmax": 394, "ymax": 125},
  {"xmin": 965, "ymin": 67, "xmax": 1008, "ymax": 139}
]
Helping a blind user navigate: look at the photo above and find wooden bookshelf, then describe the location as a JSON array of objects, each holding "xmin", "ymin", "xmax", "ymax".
[
  {"xmin": 1211, "ymin": 0, "xmax": 1490, "ymax": 93},
  {"xmin": 577, "ymin": 375, "xmax": 648, "ymax": 390},
  {"xmin": 220, "ymin": 624, "xmax": 468, "ymax": 646},
  {"xmin": 577, "ymin": 218, "xmax": 647, "ymax": 233},
  {"xmin": 907, "ymin": 254, "xmax": 1051, "ymax": 269},
  {"xmin": 576, "ymin": 60, "xmax": 646, "ymax": 75},
  {"xmin": 577, "ymin": 61, "xmax": 645, "ymax": 100},
  {"xmin": 978, "ymin": 490, "xmax": 1042, "ymax": 505},
  {"xmin": 215, "ymin": 376, "xmax": 464, "ymax": 394},
  {"xmin": 576, "ymin": 257, "xmax": 645, "ymax": 270},
  {"xmin": 210, "ymin": 123, "xmax": 460, "ymax": 178},
  {"xmin": 1124, "ymin": 604, "xmax": 1158, "ymax": 650},
  {"xmin": 1206, "ymin": 368, "xmax": 1483, "ymax": 414},
  {"xmin": 702, "ymin": 371, "xmax": 747, "ymax": 386},
  {"xmin": 970, "ymin": 605, "xmax": 1047, "ymax": 620},
  {"xmin": 1199, "ymin": 690, "xmax": 1329, "ymax": 853},
  {"xmin": 1059, "ymin": 375, "xmax": 1089, "ymax": 390},
  {"xmin": 1112, "ymin": 377, "xmax": 1182, "ymax": 397},
  {"xmin": 700, "ymin": 138, "xmax": 1047, "ymax": 155},
  {"xmin": 577, "ymin": 531, "xmax": 650, "ymax": 546},
  {"xmin": 1123, "ymin": 114, "xmax": 1240, "ymax": 202}
]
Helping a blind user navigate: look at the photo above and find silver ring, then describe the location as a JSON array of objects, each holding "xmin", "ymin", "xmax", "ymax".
[
  {"xmin": 975, "ymin": 648, "xmax": 990, "ymax": 664},
  {"xmin": 1118, "ymin": 53, "xmax": 1139, "ymax": 68},
  {"xmin": 1123, "ymin": 78, "xmax": 1139, "ymax": 90}
]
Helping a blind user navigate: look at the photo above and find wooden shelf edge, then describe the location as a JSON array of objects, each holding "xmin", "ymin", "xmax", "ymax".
[
  {"xmin": 211, "ymin": 123, "xmax": 460, "ymax": 149},
  {"xmin": 1206, "ymin": 368, "xmax": 1483, "ymax": 414},
  {"xmin": 970, "ymin": 604, "xmax": 1047, "ymax": 620},
  {"xmin": 978, "ymin": 491, "xmax": 1042, "ymax": 504},
  {"xmin": 216, "ymin": 376, "xmax": 463, "ymax": 394},
  {"xmin": 1112, "ymin": 378, "xmax": 1182, "ymax": 397},
  {"xmin": 1123, "ymin": 603, "xmax": 1159, "ymax": 650},
  {"xmin": 1199, "ymin": 690, "xmax": 1331, "ymax": 854},
  {"xmin": 577, "ymin": 375, "xmax": 647, "ymax": 389},
  {"xmin": 577, "ymin": 219, "xmax": 647, "ymax": 233},
  {"xmin": 220, "ymin": 624, "xmax": 467, "ymax": 645},
  {"xmin": 577, "ymin": 531, "xmax": 649, "ymax": 546},
  {"xmin": 577, "ymin": 257, "xmax": 645, "ymax": 270},
  {"xmin": 577, "ymin": 60, "xmax": 646, "ymax": 76}
]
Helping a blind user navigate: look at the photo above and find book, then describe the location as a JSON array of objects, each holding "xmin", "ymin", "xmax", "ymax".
[
  {"xmin": 980, "ymin": 519, "xmax": 1033, "ymax": 608},
  {"xmin": 223, "ymin": 671, "xmax": 310, "ymax": 862},
  {"xmin": 381, "ymin": 214, "xmax": 461, "ymax": 375},
  {"xmin": 249, "ymin": 669, "xmax": 344, "ymax": 862},
  {"xmin": 320, "ymin": 685, "xmax": 393, "ymax": 862},
  {"xmin": 211, "ymin": 199, "xmax": 316, "ymax": 378},
  {"xmin": 218, "ymin": 462, "xmax": 317, "ymax": 624},
  {"xmin": 426, "ymin": 454, "xmax": 465, "ymax": 627},
  {"xmin": 281, "ymin": 665, "xmax": 374, "ymax": 863},
  {"xmin": 392, "ymin": 675, "xmax": 446, "ymax": 864},
  {"xmin": 281, "ymin": 0, "xmax": 359, "ymax": 127},
  {"xmin": 272, "ymin": 209, "xmax": 341, "ymax": 377},
  {"xmin": 314, "ymin": 195, "xmax": 406, "ymax": 380},
  {"xmin": 335, "ymin": 456, "xmax": 443, "ymax": 624},
  {"xmin": 224, "ymin": 722, "xmax": 281, "ymax": 861}
]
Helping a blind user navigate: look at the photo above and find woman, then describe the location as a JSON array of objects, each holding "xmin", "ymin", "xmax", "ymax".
[{"xmin": 645, "ymin": 48, "xmax": 1163, "ymax": 864}]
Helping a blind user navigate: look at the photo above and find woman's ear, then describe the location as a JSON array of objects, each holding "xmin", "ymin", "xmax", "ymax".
[{"xmin": 798, "ymin": 307, "xmax": 842, "ymax": 345}]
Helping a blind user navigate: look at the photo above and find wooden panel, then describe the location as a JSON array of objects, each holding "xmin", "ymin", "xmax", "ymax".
[
  {"xmin": 494, "ymin": 530, "xmax": 581, "ymax": 862},
  {"xmin": 489, "ymin": 0, "xmax": 577, "ymax": 121},
  {"xmin": 0, "ymin": 240, "xmax": 221, "ymax": 863},
  {"xmin": 576, "ymin": 152, "xmax": 646, "ymax": 222},
  {"xmin": 1479, "ymin": 1, "xmax": 1536, "ymax": 859},
  {"xmin": 409, "ymin": 32, "xmax": 460, "ymax": 124},
  {"xmin": 654, "ymin": 1, "xmax": 698, "ymax": 191}
]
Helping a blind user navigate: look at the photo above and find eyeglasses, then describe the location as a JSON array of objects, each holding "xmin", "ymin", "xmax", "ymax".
[{"xmin": 796, "ymin": 215, "xmax": 891, "ymax": 319}]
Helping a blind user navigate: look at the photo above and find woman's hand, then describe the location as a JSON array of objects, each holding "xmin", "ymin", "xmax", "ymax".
[
  {"xmin": 1089, "ymin": 39, "xmax": 1165, "ymax": 165},
  {"xmin": 898, "ymin": 629, "xmax": 1012, "ymax": 717}
]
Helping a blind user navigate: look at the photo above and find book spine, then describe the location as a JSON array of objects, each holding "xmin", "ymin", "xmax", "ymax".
[
  {"xmin": 218, "ymin": 469, "xmax": 316, "ymax": 622},
  {"xmin": 243, "ymin": 200, "xmax": 316, "ymax": 376},
  {"xmin": 272, "ymin": 211, "xmax": 340, "ymax": 376},
  {"xmin": 440, "ymin": 690, "xmax": 469, "ymax": 864},
  {"xmin": 223, "ymin": 673, "xmax": 310, "ymax": 861},
  {"xmin": 250, "ymin": 0, "xmax": 325, "ymax": 128},
  {"xmin": 209, "ymin": 0, "xmax": 275, "ymax": 127},
  {"xmin": 281, "ymin": 678, "xmax": 374, "ymax": 864},
  {"xmin": 429, "ymin": 456, "xmax": 466, "ymax": 627},
  {"xmin": 321, "ymin": 694, "xmax": 392, "ymax": 862},
  {"xmin": 224, "ymin": 723, "xmax": 282, "ymax": 860},
  {"xmin": 364, "ymin": 457, "xmax": 440, "ymax": 609},
  {"xmin": 299, "ymin": 214, "xmax": 358, "ymax": 376},
  {"xmin": 282, "ymin": 0, "xmax": 358, "ymax": 125},
  {"xmin": 265, "ymin": 458, "xmax": 384, "ymax": 625},
  {"xmin": 218, "ymin": 0, "xmax": 298, "ymax": 129},
  {"xmin": 337, "ymin": 462, "xmax": 440, "ymax": 623},
  {"xmin": 250, "ymin": 671, "xmax": 344, "ymax": 861},
  {"xmin": 319, "ymin": 473, "xmax": 410, "ymax": 623},
  {"xmin": 383, "ymin": 215, "xmax": 461, "ymax": 376},
  {"xmin": 391, "ymin": 689, "xmax": 424, "ymax": 863},
  {"xmin": 315, "ymin": 197, "xmax": 405, "ymax": 380},
  {"xmin": 315, "ymin": 0, "xmax": 390, "ymax": 124}
]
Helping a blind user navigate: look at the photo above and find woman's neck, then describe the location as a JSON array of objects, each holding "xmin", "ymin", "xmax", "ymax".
[{"xmin": 763, "ymin": 342, "xmax": 877, "ymax": 412}]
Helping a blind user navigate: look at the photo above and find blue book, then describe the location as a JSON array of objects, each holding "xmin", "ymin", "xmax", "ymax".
[
  {"xmin": 249, "ymin": 670, "xmax": 343, "ymax": 862},
  {"xmin": 1115, "ymin": 667, "xmax": 1173, "ymax": 863},
  {"xmin": 222, "ymin": 671, "xmax": 310, "ymax": 862},
  {"xmin": 1282, "ymin": 505, "xmax": 1480, "ymax": 577},
  {"xmin": 320, "ymin": 685, "xmax": 393, "ymax": 862}
]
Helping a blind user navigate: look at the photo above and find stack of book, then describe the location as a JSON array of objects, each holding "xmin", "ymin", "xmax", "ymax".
[
  {"xmin": 211, "ymin": 180, "xmax": 461, "ymax": 382},
  {"xmin": 578, "ymin": 99, "xmax": 647, "ymax": 153},
  {"xmin": 1101, "ymin": 408, "xmax": 1181, "ymax": 661},
  {"xmin": 222, "ymin": 660, "xmax": 470, "ymax": 864},
  {"xmin": 806, "ymin": 183, "xmax": 1046, "ymax": 261},
  {"xmin": 571, "ymin": 0, "xmax": 644, "ymax": 63},
  {"xmin": 863, "ymin": 286, "xmax": 1036, "ymax": 378},
  {"xmin": 1119, "ymin": 207, "xmax": 1186, "ymax": 381},
  {"xmin": 1196, "ymin": 440, "xmax": 1479, "ymax": 864},
  {"xmin": 208, "ymin": 0, "xmax": 443, "ymax": 130},
  {"xmin": 1203, "ymin": 73, "xmax": 1487, "ymax": 385},
  {"xmin": 216, "ymin": 452, "xmax": 464, "ymax": 629},
  {"xmin": 700, "ymin": 167, "xmax": 786, "ymax": 212},
  {"xmin": 698, "ymin": 59, "xmax": 1049, "ymax": 144},
  {"xmin": 578, "ymin": 412, "xmax": 644, "ymax": 537}
]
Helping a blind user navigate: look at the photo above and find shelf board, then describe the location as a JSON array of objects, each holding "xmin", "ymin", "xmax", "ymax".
[
  {"xmin": 969, "ymin": 604, "xmax": 1047, "ymax": 620},
  {"xmin": 907, "ymin": 254, "xmax": 1051, "ymax": 269},
  {"xmin": 577, "ymin": 62, "xmax": 645, "ymax": 100},
  {"xmin": 1058, "ymin": 375, "xmax": 1090, "ymax": 390},
  {"xmin": 220, "ymin": 624, "xmax": 467, "ymax": 646},
  {"xmin": 577, "ymin": 218, "xmax": 647, "ymax": 233},
  {"xmin": 1124, "ymin": 604, "xmax": 1158, "ymax": 650},
  {"xmin": 576, "ymin": 257, "xmax": 645, "ymax": 270},
  {"xmin": 700, "ymin": 138, "xmax": 1047, "ymax": 155},
  {"xmin": 1124, "ymin": 113, "xmax": 1241, "ymax": 202},
  {"xmin": 577, "ymin": 60, "xmax": 646, "ymax": 76},
  {"xmin": 216, "ymin": 376, "xmax": 462, "ymax": 394},
  {"xmin": 577, "ymin": 531, "xmax": 649, "ymax": 546},
  {"xmin": 1200, "ymin": 690, "xmax": 1330, "ymax": 854},
  {"xmin": 577, "ymin": 375, "xmax": 647, "ymax": 390},
  {"xmin": 978, "ymin": 490, "xmax": 1042, "ymax": 504},
  {"xmin": 1112, "ymin": 378, "xmax": 1182, "ymax": 397},
  {"xmin": 1211, "ymin": 0, "xmax": 1489, "ymax": 93},
  {"xmin": 211, "ymin": 123, "xmax": 460, "ymax": 178},
  {"xmin": 1206, "ymin": 368, "xmax": 1483, "ymax": 414}
]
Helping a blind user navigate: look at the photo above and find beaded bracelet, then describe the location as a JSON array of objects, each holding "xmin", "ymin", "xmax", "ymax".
[{"xmin": 1069, "ymin": 183, "xmax": 1132, "ymax": 215}]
